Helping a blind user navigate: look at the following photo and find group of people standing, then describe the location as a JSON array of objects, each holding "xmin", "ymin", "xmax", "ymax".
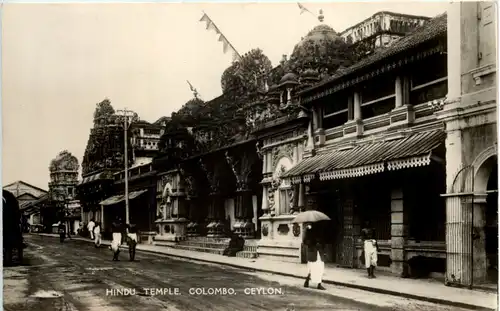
[
  {"xmin": 86, "ymin": 217, "xmax": 138, "ymax": 261},
  {"xmin": 302, "ymin": 220, "xmax": 379, "ymax": 290}
]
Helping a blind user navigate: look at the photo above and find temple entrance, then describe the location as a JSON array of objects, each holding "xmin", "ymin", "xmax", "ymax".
[{"xmin": 485, "ymin": 157, "xmax": 497, "ymax": 283}]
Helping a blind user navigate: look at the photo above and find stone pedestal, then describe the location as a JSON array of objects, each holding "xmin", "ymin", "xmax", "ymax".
[
  {"xmin": 206, "ymin": 194, "xmax": 225, "ymax": 238},
  {"xmin": 154, "ymin": 218, "xmax": 189, "ymax": 244},
  {"xmin": 234, "ymin": 189, "xmax": 255, "ymax": 238},
  {"xmin": 138, "ymin": 231, "xmax": 156, "ymax": 245},
  {"xmin": 186, "ymin": 197, "xmax": 201, "ymax": 237},
  {"xmin": 390, "ymin": 187, "xmax": 408, "ymax": 276},
  {"xmin": 257, "ymin": 214, "xmax": 302, "ymax": 263}
]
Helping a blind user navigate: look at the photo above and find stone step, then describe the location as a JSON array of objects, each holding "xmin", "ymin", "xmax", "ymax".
[
  {"xmin": 235, "ymin": 251, "xmax": 258, "ymax": 259},
  {"xmin": 179, "ymin": 240, "xmax": 257, "ymax": 253},
  {"xmin": 169, "ymin": 244, "xmax": 224, "ymax": 255},
  {"xmin": 257, "ymin": 245, "xmax": 300, "ymax": 257}
]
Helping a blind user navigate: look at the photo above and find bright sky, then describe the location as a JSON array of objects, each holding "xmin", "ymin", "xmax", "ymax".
[{"xmin": 2, "ymin": 2, "xmax": 448, "ymax": 190}]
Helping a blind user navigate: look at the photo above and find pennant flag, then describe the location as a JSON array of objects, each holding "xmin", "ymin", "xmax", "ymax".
[
  {"xmin": 297, "ymin": 2, "xmax": 312, "ymax": 15},
  {"xmin": 186, "ymin": 80, "xmax": 200, "ymax": 99},
  {"xmin": 187, "ymin": 80, "xmax": 195, "ymax": 92},
  {"xmin": 199, "ymin": 12, "xmax": 242, "ymax": 62}
]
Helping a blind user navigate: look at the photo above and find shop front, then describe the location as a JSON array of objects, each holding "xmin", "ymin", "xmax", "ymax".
[{"xmin": 283, "ymin": 128, "xmax": 448, "ymax": 277}]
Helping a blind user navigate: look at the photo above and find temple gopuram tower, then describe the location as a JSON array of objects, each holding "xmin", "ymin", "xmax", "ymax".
[{"xmin": 49, "ymin": 150, "xmax": 81, "ymax": 233}]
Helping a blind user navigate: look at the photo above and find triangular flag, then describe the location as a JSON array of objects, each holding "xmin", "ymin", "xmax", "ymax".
[{"xmin": 297, "ymin": 2, "xmax": 310, "ymax": 15}]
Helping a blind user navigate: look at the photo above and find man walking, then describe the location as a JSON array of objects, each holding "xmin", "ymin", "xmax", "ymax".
[
  {"xmin": 87, "ymin": 218, "xmax": 95, "ymax": 240},
  {"xmin": 361, "ymin": 220, "xmax": 379, "ymax": 278},
  {"xmin": 303, "ymin": 223, "xmax": 326, "ymax": 290},
  {"xmin": 126, "ymin": 223, "xmax": 138, "ymax": 261},
  {"xmin": 110, "ymin": 217, "xmax": 123, "ymax": 261},
  {"xmin": 93, "ymin": 222, "xmax": 102, "ymax": 248}
]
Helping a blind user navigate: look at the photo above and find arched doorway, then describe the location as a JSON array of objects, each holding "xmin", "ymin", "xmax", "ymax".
[{"xmin": 485, "ymin": 158, "xmax": 497, "ymax": 282}]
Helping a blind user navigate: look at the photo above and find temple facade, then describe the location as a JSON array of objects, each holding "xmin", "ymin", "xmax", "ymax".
[{"xmin": 76, "ymin": 7, "xmax": 497, "ymax": 285}]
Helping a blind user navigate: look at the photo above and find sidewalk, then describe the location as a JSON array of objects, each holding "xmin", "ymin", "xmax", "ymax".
[{"xmin": 35, "ymin": 233, "xmax": 497, "ymax": 310}]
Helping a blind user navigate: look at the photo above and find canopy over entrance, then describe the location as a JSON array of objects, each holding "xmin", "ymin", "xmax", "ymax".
[
  {"xmin": 282, "ymin": 129, "xmax": 445, "ymax": 183},
  {"xmin": 99, "ymin": 190, "xmax": 148, "ymax": 206}
]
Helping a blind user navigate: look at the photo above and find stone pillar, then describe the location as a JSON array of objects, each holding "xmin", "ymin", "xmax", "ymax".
[
  {"xmin": 290, "ymin": 184, "xmax": 299, "ymax": 214},
  {"xmin": 390, "ymin": 187, "xmax": 408, "ymax": 276},
  {"xmin": 447, "ymin": 2, "xmax": 462, "ymax": 102},
  {"xmin": 206, "ymin": 193, "xmax": 225, "ymax": 238},
  {"xmin": 298, "ymin": 183, "xmax": 306, "ymax": 212},
  {"xmin": 100, "ymin": 204, "xmax": 104, "ymax": 231},
  {"xmin": 472, "ymin": 194, "xmax": 488, "ymax": 283},
  {"xmin": 234, "ymin": 189, "xmax": 255, "ymax": 238},
  {"xmin": 390, "ymin": 75, "xmax": 414, "ymax": 128},
  {"xmin": 344, "ymin": 92, "xmax": 363, "ymax": 138},
  {"xmin": 261, "ymin": 185, "xmax": 269, "ymax": 215},
  {"xmin": 353, "ymin": 92, "xmax": 361, "ymax": 120},
  {"xmin": 395, "ymin": 76, "xmax": 403, "ymax": 108},
  {"xmin": 186, "ymin": 197, "xmax": 201, "ymax": 236}
]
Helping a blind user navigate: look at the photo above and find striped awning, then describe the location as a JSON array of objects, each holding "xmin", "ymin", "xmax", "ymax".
[
  {"xmin": 99, "ymin": 195, "xmax": 124, "ymax": 206},
  {"xmin": 99, "ymin": 190, "xmax": 148, "ymax": 206},
  {"xmin": 79, "ymin": 172, "xmax": 104, "ymax": 185},
  {"xmin": 282, "ymin": 129, "xmax": 445, "ymax": 183},
  {"xmin": 128, "ymin": 190, "xmax": 147, "ymax": 200}
]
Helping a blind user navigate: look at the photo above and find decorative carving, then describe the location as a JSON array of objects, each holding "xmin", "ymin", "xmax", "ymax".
[
  {"xmin": 256, "ymin": 142, "xmax": 263, "ymax": 160},
  {"xmin": 262, "ymin": 224, "xmax": 269, "ymax": 237},
  {"xmin": 272, "ymin": 145, "xmax": 295, "ymax": 170},
  {"xmin": 199, "ymin": 158, "xmax": 219, "ymax": 193},
  {"xmin": 267, "ymin": 188, "xmax": 276, "ymax": 213},
  {"xmin": 50, "ymin": 150, "xmax": 79, "ymax": 173},
  {"xmin": 288, "ymin": 189, "xmax": 295, "ymax": 209},
  {"xmin": 292, "ymin": 223, "xmax": 301, "ymax": 237},
  {"xmin": 225, "ymin": 151, "xmax": 240, "ymax": 183},
  {"xmin": 277, "ymin": 224, "xmax": 290, "ymax": 235}
]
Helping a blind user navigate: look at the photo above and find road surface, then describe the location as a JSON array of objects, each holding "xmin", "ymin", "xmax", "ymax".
[{"xmin": 3, "ymin": 235, "xmax": 471, "ymax": 311}]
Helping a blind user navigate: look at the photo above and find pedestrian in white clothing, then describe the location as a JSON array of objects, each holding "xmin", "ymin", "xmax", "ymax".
[
  {"xmin": 87, "ymin": 219, "xmax": 95, "ymax": 240},
  {"xmin": 361, "ymin": 220, "xmax": 379, "ymax": 279},
  {"xmin": 93, "ymin": 222, "xmax": 102, "ymax": 247}
]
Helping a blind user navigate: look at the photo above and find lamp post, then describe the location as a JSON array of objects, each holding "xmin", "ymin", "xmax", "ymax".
[{"xmin": 116, "ymin": 108, "xmax": 135, "ymax": 225}]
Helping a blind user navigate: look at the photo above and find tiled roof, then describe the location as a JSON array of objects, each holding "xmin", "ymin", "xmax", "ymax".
[
  {"xmin": 300, "ymin": 13, "xmax": 447, "ymax": 96},
  {"xmin": 282, "ymin": 129, "xmax": 445, "ymax": 180}
]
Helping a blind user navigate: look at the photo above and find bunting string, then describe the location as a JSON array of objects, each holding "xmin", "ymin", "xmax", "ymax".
[{"xmin": 200, "ymin": 12, "xmax": 242, "ymax": 62}]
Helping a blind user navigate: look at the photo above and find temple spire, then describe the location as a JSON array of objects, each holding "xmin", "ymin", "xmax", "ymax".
[{"xmin": 318, "ymin": 9, "xmax": 324, "ymax": 23}]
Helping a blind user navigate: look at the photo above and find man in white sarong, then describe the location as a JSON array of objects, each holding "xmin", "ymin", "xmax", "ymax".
[
  {"xmin": 93, "ymin": 222, "xmax": 102, "ymax": 248},
  {"xmin": 303, "ymin": 223, "xmax": 326, "ymax": 290},
  {"xmin": 111, "ymin": 217, "xmax": 123, "ymax": 261},
  {"xmin": 126, "ymin": 223, "xmax": 138, "ymax": 261},
  {"xmin": 361, "ymin": 221, "xmax": 379, "ymax": 278},
  {"xmin": 87, "ymin": 219, "xmax": 95, "ymax": 240}
]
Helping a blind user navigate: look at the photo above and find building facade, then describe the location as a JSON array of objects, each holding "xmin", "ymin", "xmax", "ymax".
[
  {"xmin": 76, "ymin": 6, "xmax": 497, "ymax": 285},
  {"xmin": 437, "ymin": 2, "xmax": 497, "ymax": 286}
]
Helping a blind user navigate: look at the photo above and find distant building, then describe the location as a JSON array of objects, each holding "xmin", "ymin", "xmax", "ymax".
[{"xmin": 3, "ymin": 180, "xmax": 48, "ymax": 229}]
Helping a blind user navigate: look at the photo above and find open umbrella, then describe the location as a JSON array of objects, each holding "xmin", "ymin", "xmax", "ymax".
[{"xmin": 292, "ymin": 210, "xmax": 331, "ymax": 223}]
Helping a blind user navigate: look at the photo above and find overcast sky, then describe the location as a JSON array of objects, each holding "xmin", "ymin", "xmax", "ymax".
[{"xmin": 2, "ymin": 2, "xmax": 448, "ymax": 190}]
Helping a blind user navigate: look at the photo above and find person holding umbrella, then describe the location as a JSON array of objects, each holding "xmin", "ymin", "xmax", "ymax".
[{"xmin": 294, "ymin": 210, "xmax": 330, "ymax": 291}]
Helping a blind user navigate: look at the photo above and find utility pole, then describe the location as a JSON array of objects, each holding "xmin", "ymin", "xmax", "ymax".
[{"xmin": 116, "ymin": 108, "xmax": 135, "ymax": 225}]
